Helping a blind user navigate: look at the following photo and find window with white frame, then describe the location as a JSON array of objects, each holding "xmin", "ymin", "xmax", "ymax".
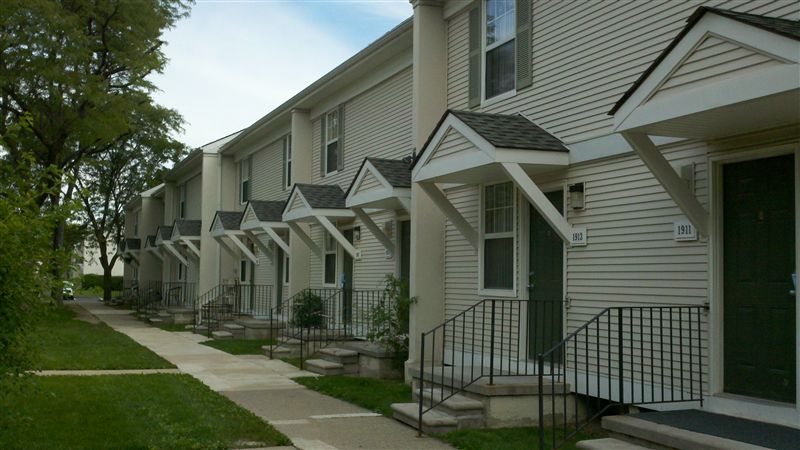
[
  {"xmin": 178, "ymin": 184, "xmax": 186, "ymax": 219},
  {"xmin": 482, "ymin": 182, "xmax": 515, "ymax": 291},
  {"xmin": 323, "ymin": 231, "xmax": 337, "ymax": 285},
  {"xmin": 284, "ymin": 134, "xmax": 292, "ymax": 189},
  {"xmin": 484, "ymin": 0, "xmax": 515, "ymax": 100},
  {"xmin": 324, "ymin": 110, "xmax": 339, "ymax": 174},
  {"xmin": 240, "ymin": 158, "xmax": 250, "ymax": 204}
]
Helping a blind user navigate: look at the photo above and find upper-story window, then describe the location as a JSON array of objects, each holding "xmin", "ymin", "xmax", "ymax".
[
  {"xmin": 484, "ymin": 0, "xmax": 516, "ymax": 100},
  {"xmin": 323, "ymin": 231, "xmax": 337, "ymax": 285},
  {"xmin": 481, "ymin": 182, "xmax": 515, "ymax": 292},
  {"xmin": 240, "ymin": 157, "xmax": 251, "ymax": 204},
  {"xmin": 284, "ymin": 134, "xmax": 292, "ymax": 190},
  {"xmin": 324, "ymin": 110, "xmax": 339, "ymax": 174},
  {"xmin": 178, "ymin": 184, "xmax": 186, "ymax": 219}
]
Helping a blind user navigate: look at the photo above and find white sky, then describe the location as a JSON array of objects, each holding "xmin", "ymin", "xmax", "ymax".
[{"xmin": 151, "ymin": 0, "xmax": 413, "ymax": 148}]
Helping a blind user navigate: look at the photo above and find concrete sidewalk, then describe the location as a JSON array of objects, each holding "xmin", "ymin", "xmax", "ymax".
[{"xmin": 78, "ymin": 298, "xmax": 451, "ymax": 450}]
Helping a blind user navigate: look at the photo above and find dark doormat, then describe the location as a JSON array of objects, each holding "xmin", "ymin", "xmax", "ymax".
[{"xmin": 634, "ymin": 409, "xmax": 800, "ymax": 450}]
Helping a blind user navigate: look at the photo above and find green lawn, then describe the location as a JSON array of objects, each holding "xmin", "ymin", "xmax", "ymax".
[
  {"xmin": 440, "ymin": 426, "xmax": 600, "ymax": 450},
  {"xmin": 33, "ymin": 305, "xmax": 174, "ymax": 370},
  {"xmin": 200, "ymin": 339, "xmax": 275, "ymax": 355},
  {"xmin": 159, "ymin": 322, "xmax": 192, "ymax": 332},
  {"xmin": 293, "ymin": 375, "xmax": 411, "ymax": 416},
  {"xmin": 0, "ymin": 374, "xmax": 290, "ymax": 449}
]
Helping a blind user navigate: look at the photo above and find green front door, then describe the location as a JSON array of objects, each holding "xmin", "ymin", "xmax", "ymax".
[
  {"xmin": 528, "ymin": 190, "xmax": 564, "ymax": 359},
  {"xmin": 723, "ymin": 154, "xmax": 796, "ymax": 403}
]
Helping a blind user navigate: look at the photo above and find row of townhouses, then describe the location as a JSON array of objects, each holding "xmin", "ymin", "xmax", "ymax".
[{"xmin": 121, "ymin": 0, "xmax": 800, "ymax": 441}]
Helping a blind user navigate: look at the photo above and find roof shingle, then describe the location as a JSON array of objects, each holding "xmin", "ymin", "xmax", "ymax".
[
  {"xmin": 213, "ymin": 211, "xmax": 243, "ymax": 231},
  {"xmin": 450, "ymin": 111, "xmax": 568, "ymax": 152},
  {"xmin": 367, "ymin": 158, "xmax": 411, "ymax": 188},
  {"xmin": 247, "ymin": 200, "xmax": 286, "ymax": 222},
  {"xmin": 158, "ymin": 226, "xmax": 173, "ymax": 241},
  {"xmin": 174, "ymin": 220, "xmax": 201, "ymax": 237},
  {"xmin": 294, "ymin": 184, "xmax": 347, "ymax": 209}
]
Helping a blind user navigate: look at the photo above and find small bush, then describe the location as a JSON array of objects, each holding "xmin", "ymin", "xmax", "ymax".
[
  {"xmin": 81, "ymin": 274, "xmax": 122, "ymax": 291},
  {"xmin": 367, "ymin": 275, "xmax": 416, "ymax": 370},
  {"xmin": 290, "ymin": 291, "xmax": 324, "ymax": 328}
]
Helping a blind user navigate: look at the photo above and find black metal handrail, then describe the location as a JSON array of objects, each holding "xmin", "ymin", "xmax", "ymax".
[
  {"xmin": 536, "ymin": 305, "xmax": 705, "ymax": 449},
  {"xmin": 194, "ymin": 283, "xmax": 274, "ymax": 336},
  {"xmin": 269, "ymin": 287, "xmax": 389, "ymax": 368},
  {"xmin": 417, "ymin": 298, "xmax": 565, "ymax": 433}
]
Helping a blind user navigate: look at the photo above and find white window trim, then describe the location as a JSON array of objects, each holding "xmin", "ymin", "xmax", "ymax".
[
  {"xmin": 324, "ymin": 110, "xmax": 339, "ymax": 176},
  {"xmin": 240, "ymin": 158, "xmax": 250, "ymax": 205},
  {"xmin": 478, "ymin": 182, "xmax": 518, "ymax": 298},
  {"xmin": 481, "ymin": 0, "xmax": 517, "ymax": 104},
  {"xmin": 240, "ymin": 258, "xmax": 248, "ymax": 283},
  {"xmin": 284, "ymin": 134, "xmax": 293, "ymax": 190},
  {"xmin": 322, "ymin": 230, "xmax": 338, "ymax": 287}
]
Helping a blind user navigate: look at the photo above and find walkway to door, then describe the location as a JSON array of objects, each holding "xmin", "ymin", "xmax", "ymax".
[{"xmin": 78, "ymin": 298, "xmax": 451, "ymax": 450}]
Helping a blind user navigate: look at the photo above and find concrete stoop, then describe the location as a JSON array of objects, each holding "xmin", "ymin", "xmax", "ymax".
[
  {"xmin": 599, "ymin": 415, "xmax": 768, "ymax": 450},
  {"xmin": 304, "ymin": 348, "xmax": 359, "ymax": 376},
  {"xmin": 304, "ymin": 359, "xmax": 349, "ymax": 376},
  {"xmin": 235, "ymin": 318, "xmax": 284, "ymax": 340},
  {"xmin": 211, "ymin": 330, "xmax": 234, "ymax": 340},
  {"xmin": 148, "ymin": 317, "xmax": 164, "ymax": 324},
  {"xmin": 167, "ymin": 308, "xmax": 194, "ymax": 325},
  {"xmin": 391, "ymin": 402, "xmax": 459, "ymax": 434},
  {"xmin": 223, "ymin": 323, "xmax": 245, "ymax": 339},
  {"xmin": 263, "ymin": 338, "xmax": 303, "ymax": 359},
  {"xmin": 577, "ymin": 438, "xmax": 651, "ymax": 450}
]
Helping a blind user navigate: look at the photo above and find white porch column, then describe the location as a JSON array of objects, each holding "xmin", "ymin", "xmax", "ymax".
[
  {"xmin": 139, "ymin": 196, "xmax": 164, "ymax": 282},
  {"xmin": 161, "ymin": 182, "xmax": 177, "ymax": 283},
  {"xmin": 289, "ymin": 109, "xmax": 312, "ymax": 297},
  {"xmin": 218, "ymin": 155, "xmax": 238, "ymax": 283},
  {"xmin": 407, "ymin": 0, "xmax": 448, "ymax": 377},
  {"xmin": 199, "ymin": 151, "xmax": 221, "ymax": 295}
]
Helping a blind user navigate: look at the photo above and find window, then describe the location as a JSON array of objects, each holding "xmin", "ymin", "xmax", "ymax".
[
  {"xmin": 324, "ymin": 110, "xmax": 339, "ymax": 174},
  {"xmin": 240, "ymin": 259, "xmax": 248, "ymax": 283},
  {"xmin": 283, "ymin": 253, "xmax": 290, "ymax": 285},
  {"xmin": 284, "ymin": 134, "xmax": 292, "ymax": 189},
  {"xmin": 178, "ymin": 184, "xmax": 186, "ymax": 219},
  {"xmin": 323, "ymin": 231, "xmax": 337, "ymax": 285},
  {"xmin": 240, "ymin": 158, "xmax": 250, "ymax": 204},
  {"xmin": 484, "ymin": 0, "xmax": 515, "ymax": 99},
  {"xmin": 482, "ymin": 182, "xmax": 515, "ymax": 291},
  {"xmin": 178, "ymin": 263, "xmax": 185, "ymax": 281}
]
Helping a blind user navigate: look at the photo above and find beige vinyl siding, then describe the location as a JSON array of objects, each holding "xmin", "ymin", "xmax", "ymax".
[
  {"xmin": 184, "ymin": 175, "xmax": 202, "ymax": 220},
  {"xmin": 443, "ymin": 185, "xmax": 480, "ymax": 319},
  {"xmin": 652, "ymin": 35, "xmax": 785, "ymax": 100},
  {"xmin": 445, "ymin": 0, "xmax": 799, "ymax": 144},
  {"xmin": 311, "ymin": 67, "xmax": 413, "ymax": 189},
  {"xmin": 253, "ymin": 234, "xmax": 275, "ymax": 287},
  {"xmin": 431, "ymin": 127, "xmax": 477, "ymax": 161},
  {"xmin": 356, "ymin": 171, "xmax": 384, "ymax": 193},
  {"xmin": 251, "ymin": 137, "xmax": 290, "ymax": 202}
]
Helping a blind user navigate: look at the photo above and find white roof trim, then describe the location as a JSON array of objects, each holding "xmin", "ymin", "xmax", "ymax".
[
  {"xmin": 282, "ymin": 188, "xmax": 354, "ymax": 223},
  {"xmin": 346, "ymin": 159, "xmax": 411, "ymax": 210}
]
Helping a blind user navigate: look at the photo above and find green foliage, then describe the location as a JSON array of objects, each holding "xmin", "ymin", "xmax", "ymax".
[
  {"xmin": 33, "ymin": 305, "xmax": 174, "ymax": 370},
  {"xmin": 80, "ymin": 273, "xmax": 122, "ymax": 291},
  {"xmin": 0, "ymin": 374, "xmax": 290, "ymax": 449},
  {"xmin": 293, "ymin": 376, "xmax": 412, "ymax": 417},
  {"xmin": 291, "ymin": 291, "xmax": 324, "ymax": 328},
  {"xmin": 0, "ymin": 155, "xmax": 71, "ymax": 390},
  {"xmin": 367, "ymin": 275, "xmax": 416, "ymax": 370}
]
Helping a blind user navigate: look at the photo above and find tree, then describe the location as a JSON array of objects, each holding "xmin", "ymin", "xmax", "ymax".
[
  {"xmin": 75, "ymin": 103, "xmax": 185, "ymax": 301},
  {"xmin": 0, "ymin": 0, "xmax": 192, "ymax": 266}
]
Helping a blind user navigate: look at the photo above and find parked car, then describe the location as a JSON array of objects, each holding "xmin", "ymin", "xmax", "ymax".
[{"xmin": 62, "ymin": 281, "xmax": 75, "ymax": 300}]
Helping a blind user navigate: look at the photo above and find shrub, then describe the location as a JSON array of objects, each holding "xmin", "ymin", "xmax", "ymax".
[
  {"xmin": 367, "ymin": 275, "xmax": 416, "ymax": 370},
  {"xmin": 81, "ymin": 274, "xmax": 122, "ymax": 291},
  {"xmin": 290, "ymin": 291, "xmax": 324, "ymax": 328}
]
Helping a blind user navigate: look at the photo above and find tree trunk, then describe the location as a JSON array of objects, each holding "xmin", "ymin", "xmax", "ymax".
[
  {"xmin": 102, "ymin": 268, "xmax": 113, "ymax": 302},
  {"xmin": 97, "ymin": 237, "xmax": 113, "ymax": 302}
]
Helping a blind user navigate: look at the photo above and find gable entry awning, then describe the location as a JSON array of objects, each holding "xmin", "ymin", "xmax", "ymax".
[
  {"xmin": 412, "ymin": 110, "xmax": 574, "ymax": 249},
  {"xmin": 119, "ymin": 238, "xmax": 141, "ymax": 265},
  {"xmin": 144, "ymin": 235, "xmax": 163, "ymax": 261},
  {"xmin": 610, "ymin": 7, "xmax": 800, "ymax": 237},
  {"xmin": 210, "ymin": 211, "xmax": 258, "ymax": 264},
  {"xmin": 282, "ymin": 184, "xmax": 360, "ymax": 260},
  {"xmin": 171, "ymin": 220, "xmax": 202, "ymax": 260},
  {"xmin": 155, "ymin": 225, "xmax": 188, "ymax": 266},
  {"xmin": 239, "ymin": 200, "xmax": 290, "ymax": 259},
  {"xmin": 345, "ymin": 157, "xmax": 412, "ymax": 257}
]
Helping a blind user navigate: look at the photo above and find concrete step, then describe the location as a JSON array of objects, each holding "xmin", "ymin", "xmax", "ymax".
[
  {"xmin": 319, "ymin": 347, "xmax": 358, "ymax": 365},
  {"xmin": 223, "ymin": 323, "xmax": 245, "ymax": 338},
  {"xmin": 413, "ymin": 388, "xmax": 484, "ymax": 418},
  {"xmin": 391, "ymin": 402, "xmax": 458, "ymax": 435},
  {"xmin": 263, "ymin": 345, "xmax": 299, "ymax": 359},
  {"xmin": 148, "ymin": 318, "xmax": 164, "ymax": 324},
  {"xmin": 305, "ymin": 359, "xmax": 346, "ymax": 376},
  {"xmin": 184, "ymin": 324, "xmax": 195, "ymax": 331},
  {"xmin": 602, "ymin": 415, "xmax": 763, "ymax": 450},
  {"xmin": 211, "ymin": 330, "xmax": 234, "ymax": 340},
  {"xmin": 577, "ymin": 438, "xmax": 651, "ymax": 450}
]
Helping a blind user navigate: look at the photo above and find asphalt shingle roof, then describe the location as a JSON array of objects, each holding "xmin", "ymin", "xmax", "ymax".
[
  {"xmin": 125, "ymin": 238, "xmax": 141, "ymax": 251},
  {"xmin": 367, "ymin": 158, "xmax": 411, "ymax": 188},
  {"xmin": 146, "ymin": 235, "xmax": 157, "ymax": 247},
  {"xmin": 213, "ymin": 211, "xmax": 243, "ymax": 231},
  {"xmin": 247, "ymin": 200, "xmax": 286, "ymax": 222},
  {"xmin": 295, "ymin": 184, "xmax": 347, "ymax": 209},
  {"xmin": 609, "ymin": 7, "xmax": 800, "ymax": 114},
  {"xmin": 174, "ymin": 220, "xmax": 201, "ymax": 237},
  {"xmin": 158, "ymin": 226, "xmax": 173, "ymax": 241},
  {"xmin": 450, "ymin": 110, "xmax": 568, "ymax": 152}
]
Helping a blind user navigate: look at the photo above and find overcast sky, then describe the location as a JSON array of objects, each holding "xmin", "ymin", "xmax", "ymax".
[{"xmin": 151, "ymin": 0, "xmax": 413, "ymax": 148}]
